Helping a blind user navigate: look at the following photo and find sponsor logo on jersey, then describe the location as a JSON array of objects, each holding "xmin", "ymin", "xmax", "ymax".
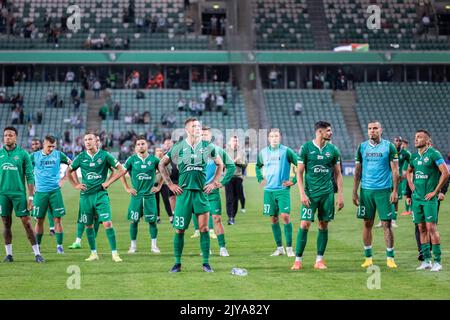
[
  {"xmin": 86, "ymin": 172, "xmax": 102, "ymax": 180},
  {"xmin": 415, "ymin": 171, "xmax": 428, "ymax": 179},
  {"xmin": 366, "ymin": 152, "xmax": 383, "ymax": 158},
  {"xmin": 1, "ymin": 162, "xmax": 18, "ymax": 171},
  {"xmin": 418, "ymin": 161, "xmax": 423, "ymax": 165},
  {"xmin": 141, "ymin": 165, "xmax": 147, "ymax": 169},
  {"xmin": 0, "ymin": 155, "xmax": 5, "ymax": 158},
  {"xmin": 312, "ymin": 165, "xmax": 329, "ymax": 174},
  {"xmin": 186, "ymin": 166, "xmax": 203, "ymax": 172},
  {"xmin": 134, "ymin": 161, "xmax": 140, "ymax": 164},
  {"xmin": 137, "ymin": 173, "xmax": 152, "ymax": 180},
  {"xmin": 317, "ymin": 155, "xmax": 324, "ymax": 160},
  {"xmin": 310, "ymin": 151, "xmax": 316, "ymax": 154},
  {"xmin": 83, "ymin": 159, "xmax": 88, "ymax": 162},
  {"xmin": 89, "ymin": 162, "xmax": 95, "ymax": 167}
]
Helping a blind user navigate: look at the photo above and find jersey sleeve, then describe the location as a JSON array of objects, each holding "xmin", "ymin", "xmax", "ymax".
[
  {"xmin": 59, "ymin": 151, "xmax": 70, "ymax": 165},
  {"xmin": 70, "ymin": 154, "xmax": 81, "ymax": 171},
  {"xmin": 255, "ymin": 151, "xmax": 264, "ymax": 183},
  {"xmin": 355, "ymin": 144, "xmax": 362, "ymax": 163},
  {"xmin": 286, "ymin": 147, "xmax": 298, "ymax": 165},
  {"xmin": 389, "ymin": 143, "xmax": 399, "ymax": 162},
  {"xmin": 432, "ymin": 150, "xmax": 445, "ymax": 166},
  {"xmin": 220, "ymin": 148, "xmax": 236, "ymax": 186},
  {"xmin": 333, "ymin": 146, "xmax": 342, "ymax": 166},
  {"xmin": 106, "ymin": 152, "xmax": 120, "ymax": 168},
  {"xmin": 298, "ymin": 144, "xmax": 307, "ymax": 164},
  {"xmin": 23, "ymin": 152, "xmax": 35, "ymax": 185},
  {"xmin": 209, "ymin": 143, "xmax": 217, "ymax": 159},
  {"xmin": 124, "ymin": 156, "xmax": 133, "ymax": 171},
  {"xmin": 30, "ymin": 153, "xmax": 35, "ymax": 167}
]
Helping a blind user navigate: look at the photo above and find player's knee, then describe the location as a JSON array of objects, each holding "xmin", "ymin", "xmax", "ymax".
[
  {"xmin": 213, "ymin": 216, "xmax": 221, "ymax": 223},
  {"xmin": 103, "ymin": 221, "xmax": 112, "ymax": 228},
  {"xmin": 300, "ymin": 221, "xmax": 311, "ymax": 229}
]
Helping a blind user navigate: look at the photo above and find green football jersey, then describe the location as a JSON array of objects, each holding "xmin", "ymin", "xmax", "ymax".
[
  {"xmin": 398, "ymin": 148, "xmax": 411, "ymax": 173},
  {"xmin": 70, "ymin": 149, "xmax": 119, "ymax": 195},
  {"xmin": 0, "ymin": 145, "xmax": 34, "ymax": 196},
  {"xmin": 298, "ymin": 140, "xmax": 341, "ymax": 197},
  {"xmin": 409, "ymin": 147, "xmax": 445, "ymax": 202},
  {"xmin": 166, "ymin": 139, "xmax": 217, "ymax": 191},
  {"xmin": 124, "ymin": 153, "xmax": 160, "ymax": 196}
]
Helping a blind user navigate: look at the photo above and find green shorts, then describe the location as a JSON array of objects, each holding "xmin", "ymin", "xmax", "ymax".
[
  {"xmin": 79, "ymin": 191, "xmax": 112, "ymax": 226},
  {"xmin": 300, "ymin": 192, "xmax": 335, "ymax": 222},
  {"xmin": 357, "ymin": 188, "xmax": 396, "ymax": 221},
  {"xmin": 0, "ymin": 194, "xmax": 29, "ymax": 218},
  {"xmin": 412, "ymin": 200, "xmax": 438, "ymax": 224},
  {"xmin": 263, "ymin": 189, "xmax": 291, "ymax": 216},
  {"xmin": 32, "ymin": 189, "xmax": 65, "ymax": 219},
  {"xmin": 208, "ymin": 191, "xmax": 222, "ymax": 216},
  {"xmin": 127, "ymin": 195, "xmax": 158, "ymax": 223},
  {"xmin": 173, "ymin": 189, "xmax": 210, "ymax": 230}
]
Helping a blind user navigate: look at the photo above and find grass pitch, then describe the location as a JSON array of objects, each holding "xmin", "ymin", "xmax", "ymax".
[{"xmin": 0, "ymin": 177, "xmax": 449, "ymax": 299}]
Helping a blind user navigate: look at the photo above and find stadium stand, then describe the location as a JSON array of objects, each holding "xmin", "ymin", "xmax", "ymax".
[
  {"xmin": 253, "ymin": 0, "xmax": 315, "ymax": 50},
  {"xmin": 0, "ymin": 82, "xmax": 88, "ymax": 148},
  {"xmin": 0, "ymin": 0, "xmax": 212, "ymax": 50},
  {"xmin": 323, "ymin": 0, "xmax": 450, "ymax": 50},
  {"xmin": 100, "ymin": 82, "xmax": 248, "ymax": 140},
  {"xmin": 355, "ymin": 82, "xmax": 450, "ymax": 153},
  {"xmin": 264, "ymin": 89, "xmax": 354, "ymax": 159}
]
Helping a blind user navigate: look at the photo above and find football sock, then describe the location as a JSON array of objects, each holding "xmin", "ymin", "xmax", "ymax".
[
  {"xmin": 218, "ymin": 234, "xmax": 226, "ymax": 248},
  {"xmin": 386, "ymin": 247, "xmax": 395, "ymax": 259},
  {"xmin": 200, "ymin": 231, "xmax": 210, "ymax": 264},
  {"xmin": 174, "ymin": 233, "xmax": 184, "ymax": 264},
  {"xmin": 364, "ymin": 246, "xmax": 373, "ymax": 258},
  {"xmin": 130, "ymin": 223, "xmax": 138, "ymax": 241},
  {"xmin": 271, "ymin": 222, "xmax": 282, "ymax": 247},
  {"xmin": 149, "ymin": 222, "xmax": 158, "ymax": 239},
  {"xmin": 432, "ymin": 244, "xmax": 441, "ymax": 263},
  {"xmin": 56, "ymin": 232, "xmax": 63, "ymax": 246},
  {"xmin": 36, "ymin": 233, "xmax": 43, "ymax": 245},
  {"xmin": 317, "ymin": 229, "xmax": 328, "ymax": 256},
  {"xmin": 295, "ymin": 228, "xmax": 308, "ymax": 257},
  {"xmin": 86, "ymin": 228, "xmax": 96, "ymax": 251},
  {"xmin": 284, "ymin": 222, "xmax": 293, "ymax": 247},
  {"xmin": 106, "ymin": 228, "xmax": 117, "ymax": 251}
]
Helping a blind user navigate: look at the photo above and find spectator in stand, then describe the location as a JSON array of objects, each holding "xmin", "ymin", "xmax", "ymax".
[
  {"xmin": 188, "ymin": 98, "xmax": 197, "ymax": 116},
  {"xmin": 73, "ymin": 97, "xmax": 81, "ymax": 111},
  {"xmin": 93, "ymin": 80, "xmax": 101, "ymax": 98},
  {"xmin": 294, "ymin": 100, "xmax": 303, "ymax": 116},
  {"xmin": 11, "ymin": 106, "xmax": 19, "ymax": 124},
  {"xmin": 131, "ymin": 70, "xmax": 140, "ymax": 89},
  {"xmin": 210, "ymin": 15, "xmax": 218, "ymax": 35},
  {"xmin": 99, "ymin": 103, "xmax": 108, "ymax": 120},
  {"xmin": 177, "ymin": 96, "xmax": 186, "ymax": 111},
  {"xmin": 215, "ymin": 36, "xmax": 224, "ymax": 50},
  {"xmin": 155, "ymin": 72, "xmax": 164, "ymax": 89},
  {"xmin": 269, "ymin": 68, "xmax": 278, "ymax": 88},
  {"xmin": 157, "ymin": 16, "xmax": 166, "ymax": 32},
  {"xmin": 421, "ymin": 13, "xmax": 431, "ymax": 34},
  {"xmin": 220, "ymin": 17, "xmax": 226, "ymax": 35},
  {"xmin": 216, "ymin": 94, "xmax": 224, "ymax": 112},
  {"xmin": 166, "ymin": 113, "xmax": 176, "ymax": 128},
  {"xmin": 113, "ymin": 102, "xmax": 121, "ymax": 120},
  {"xmin": 70, "ymin": 85, "xmax": 78, "ymax": 101},
  {"xmin": 36, "ymin": 109, "xmax": 43, "ymax": 124},
  {"xmin": 66, "ymin": 70, "xmax": 75, "ymax": 82}
]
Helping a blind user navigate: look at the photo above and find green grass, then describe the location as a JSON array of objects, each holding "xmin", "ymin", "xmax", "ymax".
[{"xmin": 0, "ymin": 177, "xmax": 449, "ymax": 299}]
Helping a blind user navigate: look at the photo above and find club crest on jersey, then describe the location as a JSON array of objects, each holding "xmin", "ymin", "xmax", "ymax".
[
  {"xmin": 97, "ymin": 159, "xmax": 103, "ymax": 164},
  {"xmin": 13, "ymin": 156, "xmax": 19, "ymax": 161},
  {"xmin": 424, "ymin": 157, "xmax": 429, "ymax": 163},
  {"xmin": 325, "ymin": 152, "xmax": 331, "ymax": 158},
  {"xmin": 147, "ymin": 161, "xmax": 152, "ymax": 166}
]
